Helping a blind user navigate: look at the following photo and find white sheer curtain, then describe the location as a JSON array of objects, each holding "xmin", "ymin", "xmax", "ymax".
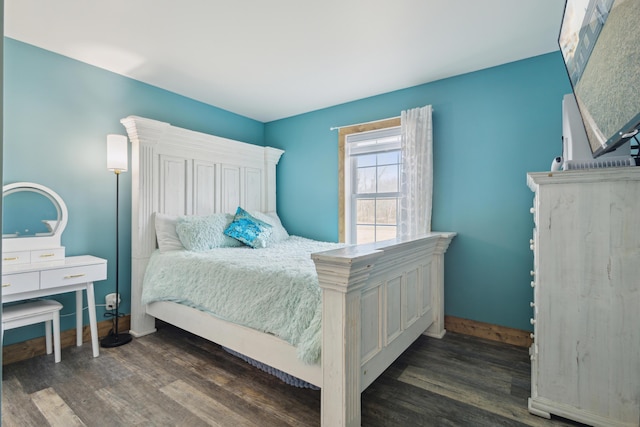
[{"xmin": 398, "ymin": 105, "xmax": 433, "ymax": 238}]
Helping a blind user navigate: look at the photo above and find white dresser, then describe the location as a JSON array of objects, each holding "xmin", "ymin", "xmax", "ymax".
[{"xmin": 527, "ymin": 168, "xmax": 640, "ymax": 427}]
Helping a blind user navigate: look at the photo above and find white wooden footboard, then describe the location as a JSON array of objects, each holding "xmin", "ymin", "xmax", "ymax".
[{"xmin": 313, "ymin": 232, "xmax": 455, "ymax": 427}]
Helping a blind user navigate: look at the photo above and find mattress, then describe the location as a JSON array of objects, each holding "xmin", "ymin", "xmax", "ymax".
[{"xmin": 141, "ymin": 236, "xmax": 344, "ymax": 364}]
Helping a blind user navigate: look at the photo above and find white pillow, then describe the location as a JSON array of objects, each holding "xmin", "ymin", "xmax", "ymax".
[
  {"xmin": 154, "ymin": 213, "xmax": 184, "ymax": 252},
  {"xmin": 175, "ymin": 213, "xmax": 243, "ymax": 251},
  {"xmin": 250, "ymin": 210, "xmax": 290, "ymax": 244}
]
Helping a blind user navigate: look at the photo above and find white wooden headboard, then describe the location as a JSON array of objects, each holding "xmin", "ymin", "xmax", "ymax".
[{"xmin": 120, "ymin": 115, "xmax": 284, "ymax": 336}]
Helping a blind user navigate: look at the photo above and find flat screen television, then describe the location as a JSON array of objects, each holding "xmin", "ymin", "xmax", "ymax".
[{"xmin": 558, "ymin": 0, "xmax": 640, "ymax": 163}]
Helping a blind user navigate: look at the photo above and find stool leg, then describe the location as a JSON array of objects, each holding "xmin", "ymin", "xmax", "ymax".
[
  {"xmin": 45, "ymin": 319, "xmax": 53, "ymax": 355},
  {"xmin": 53, "ymin": 311, "xmax": 61, "ymax": 363}
]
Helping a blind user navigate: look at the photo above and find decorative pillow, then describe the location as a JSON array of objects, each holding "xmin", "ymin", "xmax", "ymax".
[
  {"xmin": 175, "ymin": 213, "xmax": 243, "ymax": 252},
  {"xmin": 249, "ymin": 210, "xmax": 290, "ymax": 244},
  {"xmin": 154, "ymin": 213, "xmax": 185, "ymax": 252},
  {"xmin": 224, "ymin": 207, "xmax": 273, "ymax": 248}
]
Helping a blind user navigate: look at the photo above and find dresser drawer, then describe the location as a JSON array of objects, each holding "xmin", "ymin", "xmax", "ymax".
[
  {"xmin": 1, "ymin": 272, "xmax": 40, "ymax": 296},
  {"xmin": 40, "ymin": 263, "xmax": 107, "ymax": 289},
  {"xmin": 31, "ymin": 248, "xmax": 66, "ymax": 263},
  {"xmin": 2, "ymin": 251, "xmax": 31, "ymax": 266}
]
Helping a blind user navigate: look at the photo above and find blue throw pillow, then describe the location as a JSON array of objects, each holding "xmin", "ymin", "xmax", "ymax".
[{"xmin": 224, "ymin": 207, "xmax": 273, "ymax": 248}]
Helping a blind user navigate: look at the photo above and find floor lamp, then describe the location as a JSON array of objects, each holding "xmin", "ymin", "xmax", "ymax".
[{"xmin": 101, "ymin": 134, "xmax": 132, "ymax": 348}]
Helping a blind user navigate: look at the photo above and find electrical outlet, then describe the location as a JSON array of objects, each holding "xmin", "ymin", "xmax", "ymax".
[{"xmin": 105, "ymin": 293, "xmax": 120, "ymax": 310}]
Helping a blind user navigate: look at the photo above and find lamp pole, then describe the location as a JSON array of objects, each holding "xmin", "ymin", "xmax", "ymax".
[{"xmin": 101, "ymin": 135, "xmax": 132, "ymax": 348}]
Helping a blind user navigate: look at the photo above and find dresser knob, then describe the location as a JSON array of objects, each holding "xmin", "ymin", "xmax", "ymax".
[
  {"xmin": 530, "ymin": 318, "xmax": 536, "ymax": 325},
  {"xmin": 530, "ymin": 270, "xmax": 535, "ymax": 277},
  {"xmin": 530, "ymin": 281, "xmax": 535, "ymax": 288},
  {"xmin": 530, "ymin": 301, "xmax": 535, "ymax": 307},
  {"xmin": 530, "ymin": 333, "xmax": 535, "ymax": 339},
  {"xmin": 530, "ymin": 207, "xmax": 535, "ymax": 214}
]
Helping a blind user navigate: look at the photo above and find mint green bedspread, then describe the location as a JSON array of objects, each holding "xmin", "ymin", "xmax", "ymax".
[{"xmin": 142, "ymin": 236, "xmax": 344, "ymax": 364}]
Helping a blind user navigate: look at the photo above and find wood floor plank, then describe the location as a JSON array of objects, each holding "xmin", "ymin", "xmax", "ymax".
[
  {"xmin": 143, "ymin": 325, "xmax": 319, "ymax": 426},
  {"xmin": 398, "ymin": 365, "xmax": 558, "ymax": 427},
  {"xmin": 30, "ymin": 387, "xmax": 86, "ymax": 427},
  {"xmin": 51, "ymin": 364, "xmax": 136, "ymax": 425},
  {"xmin": 0, "ymin": 376, "xmax": 49, "ymax": 427},
  {"xmin": 137, "ymin": 332, "xmax": 237, "ymax": 388},
  {"xmin": 2, "ymin": 323, "xmax": 586, "ymax": 427},
  {"xmin": 101, "ymin": 334, "xmax": 182, "ymax": 389},
  {"xmin": 95, "ymin": 375, "xmax": 208, "ymax": 426},
  {"xmin": 363, "ymin": 374, "xmax": 532, "ymax": 427},
  {"xmin": 160, "ymin": 379, "xmax": 258, "ymax": 426},
  {"xmin": 181, "ymin": 360, "xmax": 319, "ymax": 427}
]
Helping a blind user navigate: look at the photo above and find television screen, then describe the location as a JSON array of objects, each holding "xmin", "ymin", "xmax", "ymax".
[{"xmin": 558, "ymin": 0, "xmax": 640, "ymax": 158}]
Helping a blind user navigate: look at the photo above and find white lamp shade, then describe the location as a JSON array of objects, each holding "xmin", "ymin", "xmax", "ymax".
[{"xmin": 107, "ymin": 134, "xmax": 128, "ymax": 172}]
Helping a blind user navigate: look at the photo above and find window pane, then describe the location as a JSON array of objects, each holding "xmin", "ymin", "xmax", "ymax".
[
  {"xmin": 375, "ymin": 225, "xmax": 397, "ymax": 242},
  {"xmin": 377, "ymin": 164, "xmax": 398, "ymax": 193},
  {"xmin": 356, "ymin": 225, "xmax": 376, "ymax": 244},
  {"xmin": 376, "ymin": 198, "xmax": 397, "ymax": 225},
  {"xmin": 375, "ymin": 135, "xmax": 401, "ymax": 146},
  {"xmin": 356, "ymin": 167, "xmax": 376, "ymax": 193},
  {"xmin": 356, "ymin": 154, "xmax": 376, "ymax": 167},
  {"xmin": 356, "ymin": 199, "xmax": 375, "ymax": 224},
  {"xmin": 377, "ymin": 151, "xmax": 399, "ymax": 166},
  {"xmin": 346, "ymin": 127, "xmax": 402, "ymax": 245}
]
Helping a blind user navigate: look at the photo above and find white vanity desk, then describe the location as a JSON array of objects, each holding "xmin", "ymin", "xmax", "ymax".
[
  {"xmin": 2, "ymin": 256, "xmax": 107, "ymax": 357},
  {"xmin": 2, "ymin": 182, "xmax": 107, "ymax": 358}
]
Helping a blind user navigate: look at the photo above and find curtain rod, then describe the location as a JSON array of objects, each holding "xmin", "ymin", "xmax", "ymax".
[
  {"xmin": 329, "ymin": 116, "xmax": 401, "ymax": 131},
  {"xmin": 329, "ymin": 107, "xmax": 433, "ymax": 131}
]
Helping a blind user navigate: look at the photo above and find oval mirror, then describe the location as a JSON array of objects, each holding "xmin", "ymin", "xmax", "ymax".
[{"xmin": 2, "ymin": 182, "xmax": 68, "ymax": 252}]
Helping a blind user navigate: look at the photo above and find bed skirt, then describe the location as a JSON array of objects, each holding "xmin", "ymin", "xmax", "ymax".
[{"xmin": 222, "ymin": 346, "xmax": 320, "ymax": 390}]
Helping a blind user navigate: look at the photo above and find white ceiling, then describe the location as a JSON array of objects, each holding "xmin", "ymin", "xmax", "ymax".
[{"xmin": 5, "ymin": 0, "xmax": 565, "ymax": 122}]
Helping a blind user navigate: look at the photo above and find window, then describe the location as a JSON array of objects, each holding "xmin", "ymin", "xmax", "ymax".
[{"xmin": 342, "ymin": 125, "xmax": 402, "ymax": 244}]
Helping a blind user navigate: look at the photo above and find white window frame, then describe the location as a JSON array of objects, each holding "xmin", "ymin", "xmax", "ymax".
[{"xmin": 344, "ymin": 126, "xmax": 402, "ymax": 244}]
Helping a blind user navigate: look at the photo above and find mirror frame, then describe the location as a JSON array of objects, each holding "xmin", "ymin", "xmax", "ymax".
[{"xmin": 2, "ymin": 182, "xmax": 69, "ymax": 252}]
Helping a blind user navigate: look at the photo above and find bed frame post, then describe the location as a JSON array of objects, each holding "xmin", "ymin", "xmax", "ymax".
[
  {"xmin": 425, "ymin": 236, "xmax": 453, "ymax": 338},
  {"xmin": 263, "ymin": 148, "xmax": 282, "ymax": 213},
  {"xmin": 121, "ymin": 116, "xmax": 170, "ymax": 337},
  {"xmin": 313, "ymin": 248, "xmax": 383, "ymax": 427}
]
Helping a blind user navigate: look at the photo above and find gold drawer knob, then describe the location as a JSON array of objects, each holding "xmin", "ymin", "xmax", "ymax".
[{"xmin": 64, "ymin": 273, "xmax": 86, "ymax": 279}]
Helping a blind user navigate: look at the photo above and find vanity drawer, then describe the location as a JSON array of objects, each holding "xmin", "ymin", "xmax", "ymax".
[
  {"xmin": 1, "ymin": 272, "xmax": 40, "ymax": 296},
  {"xmin": 31, "ymin": 248, "xmax": 65, "ymax": 263},
  {"xmin": 2, "ymin": 251, "xmax": 31, "ymax": 266},
  {"xmin": 40, "ymin": 263, "xmax": 107, "ymax": 289}
]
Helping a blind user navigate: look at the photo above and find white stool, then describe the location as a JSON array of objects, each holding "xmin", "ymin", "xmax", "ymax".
[{"xmin": 2, "ymin": 300, "xmax": 63, "ymax": 363}]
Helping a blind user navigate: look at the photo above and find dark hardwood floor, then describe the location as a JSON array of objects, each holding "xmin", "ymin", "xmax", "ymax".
[{"xmin": 2, "ymin": 322, "xmax": 585, "ymax": 426}]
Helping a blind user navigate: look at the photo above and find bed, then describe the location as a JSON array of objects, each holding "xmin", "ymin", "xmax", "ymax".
[{"xmin": 121, "ymin": 115, "xmax": 456, "ymax": 427}]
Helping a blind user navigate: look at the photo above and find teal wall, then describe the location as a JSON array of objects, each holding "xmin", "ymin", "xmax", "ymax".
[
  {"xmin": 265, "ymin": 52, "xmax": 572, "ymax": 331},
  {"xmin": 3, "ymin": 36, "xmax": 573, "ymax": 344},
  {"xmin": 2, "ymin": 38, "xmax": 264, "ymax": 345}
]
